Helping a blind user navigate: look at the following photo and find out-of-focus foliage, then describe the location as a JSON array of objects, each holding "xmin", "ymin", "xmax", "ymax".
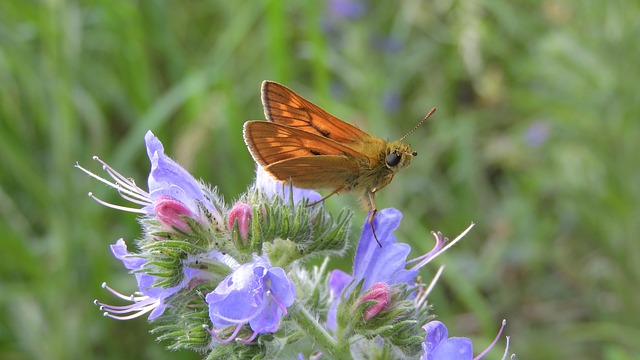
[{"xmin": 0, "ymin": 0, "xmax": 638, "ymax": 359}]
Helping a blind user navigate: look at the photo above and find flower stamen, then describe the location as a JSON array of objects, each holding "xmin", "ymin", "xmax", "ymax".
[
  {"xmin": 414, "ymin": 265, "xmax": 445, "ymax": 307},
  {"xmin": 94, "ymin": 283, "xmax": 161, "ymax": 320},
  {"xmin": 474, "ymin": 319, "xmax": 507, "ymax": 360},
  {"xmin": 204, "ymin": 324, "xmax": 244, "ymax": 343},
  {"xmin": 409, "ymin": 223, "xmax": 475, "ymax": 271},
  {"xmin": 76, "ymin": 158, "xmax": 152, "ymax": 212}
]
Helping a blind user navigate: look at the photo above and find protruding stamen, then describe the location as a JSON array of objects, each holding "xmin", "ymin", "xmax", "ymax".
[
  {"xmin": 95, "ymin": 282, "xmax": 161, "ymax": 320},
  {"xmin": 87, "ymin": 192, "xmax": 147, "ymax": 213},
  {"xmin": 203, "ymin": 324, "xmax": 244, "ymax": 343},
  {"xmin": 415, "ymin": 265, "xmax": 445, "ymax": 307},
  {"xmin": 76, "ymin": 158, "xmax": 152, "ymax": 209},
  {"xmin": 409, "ymin": 223, "xmax": 475, "ymax": 271},
  {"xmin": 236, "ymin": 329, "xmax": 259, "ymax": 343},
  {"xmin": 473, "ymin": 319, "xmax": 507, "ymax": 360}
]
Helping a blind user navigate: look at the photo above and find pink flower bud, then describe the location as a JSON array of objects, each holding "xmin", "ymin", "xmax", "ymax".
[
  {"xmin": 227, "ymin": 202, "xmax": 252, "ymax": 241},
  {"xmin": 154, "ymin": 196, "xmax": 194, "ymax": 232},
  {"xmin": 359, "ymin": 282, "xmax": 391, "ymax": 321}
]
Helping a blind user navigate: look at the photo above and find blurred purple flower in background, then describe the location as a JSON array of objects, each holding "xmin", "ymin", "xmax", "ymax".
[
  {"xmin": 524, "ymin": 121, "xmax": 550, "ymax": 147},
  {"xmin": 328, "ymin": 0, "xmax": 366, "ymax": 19}
]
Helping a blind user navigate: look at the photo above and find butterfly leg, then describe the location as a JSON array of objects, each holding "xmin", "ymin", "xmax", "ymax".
[
  {"xmin": 367, "ymin": 191, "xmax": 382, "ymax": 248},
  {"xmin": 308, "ymin": 185, "xmax": 345, "ymax": 207}
]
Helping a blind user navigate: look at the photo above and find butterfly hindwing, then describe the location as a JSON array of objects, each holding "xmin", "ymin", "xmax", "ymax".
[{"xmin": 265, "ymin": 156, "xmax": 359, "ymax": 189}]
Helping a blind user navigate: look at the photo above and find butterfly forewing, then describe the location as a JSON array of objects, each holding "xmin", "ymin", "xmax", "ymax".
[
  {"xmin": 243, "ymin": 121, "xmax": 362, "ymax": 168},
  {"xmin": 261, "ymin": 81, "xmax": 370, "ymax": 144}
]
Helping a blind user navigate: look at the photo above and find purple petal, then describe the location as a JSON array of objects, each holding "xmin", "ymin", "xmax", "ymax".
[
  {"xmin": 250, "ymin": 300, "xmax": 281, "ymax": 333},
  {"xmin": 255, "ymin": 166, "xmax": 322, "ymax": 205},
  {"xmin": 328, "ymin": 0, "xmax": 366, "ymax": 19},
  {"xmin": 352, "ymin": 208, "xmax": 417, "ymax": 290},
  {"xmin": 422, "ymin": 321, "xmax": 449, "ymax": 352},
  {"xmin": 148, "ymin": 303, "xmax": 169, "ymax": 321},
  {"xmin": 328, "ymin": 269, "xmax": 352, "ymax": 297},
  {"xmin": 431, "ymin": 338, "xmax": 473, "ymax": 360},
  {"xmin": 267, "ymin": 267, "xmax": 296, "ymax": 307},
  {"xmin": 110, "ymin": 239, "xmax": 145, "ymax": 270},
  {"xmin": 144, "ymin": 131, "xmax": 216, "ymax": 215},
  {"xmin": 326, "ymin": 269, "xmax": 353, "ymax": 332},
  {"xmin": 206, "ymin": 260, "xmax": 295, "ymax": 333}
]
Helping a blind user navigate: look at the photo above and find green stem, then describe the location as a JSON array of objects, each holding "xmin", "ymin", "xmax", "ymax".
[{"xmin": 290, "ymin": 302, "xmax": 342, "ymax": 355}]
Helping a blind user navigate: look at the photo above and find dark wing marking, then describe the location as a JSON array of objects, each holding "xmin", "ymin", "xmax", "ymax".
[{"xmin": 261, "ymin": 81, "xmax": 370, "ymax": 144}]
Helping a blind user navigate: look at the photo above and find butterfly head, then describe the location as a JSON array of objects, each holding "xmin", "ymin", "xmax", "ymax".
[
  {"xmin": 385, "ymin": 142, "xmax": 416, "ymax": 172},
  {"xmin": 385, "ymin": 108, "xmax": 435, "ymax": 173}
]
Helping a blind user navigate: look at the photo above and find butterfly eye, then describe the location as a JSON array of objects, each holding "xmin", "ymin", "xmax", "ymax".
[
  {"xmin": 385, "ymin": 152, "xmax": 401, "ymax": 167},
  {"xmin": 412, "ymin": 151, "xmax": 417, "ymax": 157}
]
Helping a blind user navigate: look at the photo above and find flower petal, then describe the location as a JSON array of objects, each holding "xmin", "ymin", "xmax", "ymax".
[
  {"xmin": 422, "ymin": 321, "xmax": 449, "ymax": 352},
  {"xmin": 110, "ymin": 239, "xmax": 145, "ymax": 270},
  {"xmin": 255, "ymin": 166, "xmax": 322, "ymax": 204},
  {"xmin": 431, "ymin": 337, "xmax": 473, "ymax": 360},
  {"xmin": 352, "ymin": 208, "xmax": 417, "ymax": 290},
  {"xmin": 144, "ymin": 131, "xmax": 216, "ymax": 216},
  {"xmin": 206, "ymin": 260, "xmax": 295, "ymax": 334}
]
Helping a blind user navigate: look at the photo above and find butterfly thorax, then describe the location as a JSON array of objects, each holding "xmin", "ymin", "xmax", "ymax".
[{"xmin": 343, "ymin": 138, "xmax": 414, "ymax": 194}]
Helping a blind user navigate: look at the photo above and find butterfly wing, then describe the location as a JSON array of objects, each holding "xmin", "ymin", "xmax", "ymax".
[
  {"xmin": 265, "ymin": 156, "xmax": 358, "ymax": 189},
  {"xmin": 243, "ymin": 121, "xmax": 363, "ymax": 166},
  {"xmin": 261, "ymin": 81, "xmax": 370, "ymax": 144}
]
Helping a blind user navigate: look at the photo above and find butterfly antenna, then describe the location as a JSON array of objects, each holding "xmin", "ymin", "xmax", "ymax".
[{"xmin": 398, "ymin": 108, "xmax": 436, "ymax": 142}]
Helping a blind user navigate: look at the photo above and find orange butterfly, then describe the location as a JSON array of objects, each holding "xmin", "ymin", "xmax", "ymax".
[{"xmin": 243, "ymin": 81, "xmax": 435, "ymax": 246}]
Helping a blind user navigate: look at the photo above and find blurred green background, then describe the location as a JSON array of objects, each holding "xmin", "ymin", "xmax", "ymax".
[{"xmin": 1, "ymin": 0, "xmax": 638, "ymax": 359}]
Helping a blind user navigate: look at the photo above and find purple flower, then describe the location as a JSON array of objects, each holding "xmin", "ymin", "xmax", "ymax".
[
  {"xmin": 326, "ymin": 208, "xmax": 474, "ymax": 330},
  {"xmin": 421, "ymin": 321, "xmax": 472, "ymax": 360},
  {"xmin": 351, "ymin": 208, "xmax": 418, "ymax": 290},
  {"xmin": 524, "ymin": 121, "xmax": 550, "ymax": 147},
  {"xmin": 422, "ymin": 320, "xmax": 509, "ymax": 360},
  {"xmin": 255, "ymin": 166, "xmax": 322, "ymax": 205},
  {"xmin": 328, "ymin": 0, "xmax": 366, "ymax": 19},
  {"xmin": 205, "ymin": 259, "xmax": 296, "ymax": 342},
  {"xmin": 95, "ymin": 239, "xmax": 207, "ymax": 320},
  {"xmin": 145, "ymin": 131, "xmax": 219, "ymax": 220},
  {"xmin": 326, "ymin": 209, "xmax": 416, "ymax": 330},
  {"xmin": 382, "ymin": 89, "xmax": 401, "ymax": 114},
  {"xmin": 76, "ymin": 130, "xmax": 222, "ymax": 227}
]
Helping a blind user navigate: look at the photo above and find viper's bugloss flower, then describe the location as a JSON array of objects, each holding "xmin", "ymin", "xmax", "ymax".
[
  {"xmin": 75, "ymin": 130, "xmax": 222, "ymax": 228},
  {"xmin": 421, "ymin": 321, "xmax": 472, "ymax": 360},
  {"xmin": 205, "ymin": 258, "xmax": 296, "ymax": 342},
  {"xmin": 421, "ymin": 320, "xmax": 509, "ymax": 360},
  {"xmin": 80, "ymin": 130, "xmax": 510, "ymax": 358},
  {"xmin": 328, "ymin": 0, "xmax": 366, "ymax": 19},
  {"xmin": 145, "ymin": 131, "xmax": 219, "ymax": 221},
  {"xmin": 95, "ymin": 239, "xmax": 204, "ymax": 320},
  {"xmin": 327, "ymin": 208, "xmax": 474, "ymax": 330}
]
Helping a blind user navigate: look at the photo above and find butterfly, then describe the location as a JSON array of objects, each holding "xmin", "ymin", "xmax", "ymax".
[{"xmin": 243, "ymin": 81, "xmax": 435, "ymax": 246}]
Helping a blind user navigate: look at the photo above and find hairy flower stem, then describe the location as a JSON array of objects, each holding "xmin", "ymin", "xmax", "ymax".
[{"xmin": 290, "ymin": 302, "xmax": 342, "ymax": 355}]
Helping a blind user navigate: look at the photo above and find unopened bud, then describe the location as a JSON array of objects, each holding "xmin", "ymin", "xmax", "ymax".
[
  {"xmin": 227, "ymin": 202, "xmax": 252, "ymax": 241},
  {"xmin": 154, "ymin": 195, "xmax": 194, "ymax": 232},
  {"xmin": 359, "ymin": 282, "xmax": 391, "ymax": 321}
]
